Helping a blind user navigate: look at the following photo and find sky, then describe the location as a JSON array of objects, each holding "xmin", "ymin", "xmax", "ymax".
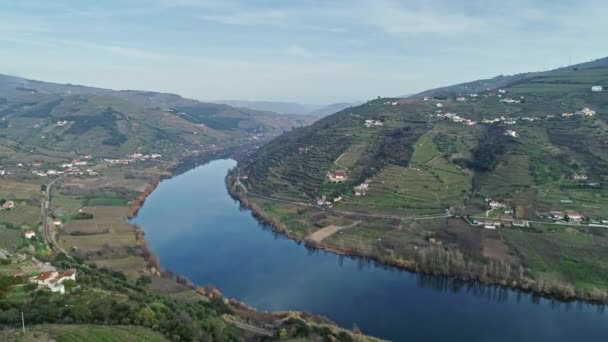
[{"xmin": 0, "ymin": 0, "xmax": 607, "ymax": 104}]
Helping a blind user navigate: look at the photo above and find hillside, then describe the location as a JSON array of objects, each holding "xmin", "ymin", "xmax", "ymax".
[
  {"xmin": 0, "ymin": 74, "xmax": 309, "ymax": 159},
  {"xmin": 410, "ymin": 56, "xmax": 608, "ymax": 99},
  {"xmin": 215, "ymin": 99, "xmax": 362, "ymax": 118},
  {"xmin": 234, "ymin": 64, "xmax": 608, "ymax": 302}
]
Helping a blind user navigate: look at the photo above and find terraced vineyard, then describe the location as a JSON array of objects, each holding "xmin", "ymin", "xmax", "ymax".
[{"xmin": 236, "ymin": 63, "xmax": 608, "ymax": 302}]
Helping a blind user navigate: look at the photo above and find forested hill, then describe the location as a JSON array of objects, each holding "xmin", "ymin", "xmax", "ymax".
[
  {"xmin": 0, "ymin": 74, "xmax": 310, "ymax": 158},
  {"xmin": 410, "ymin": 56, "xmax": 608, "ymax": 99}
]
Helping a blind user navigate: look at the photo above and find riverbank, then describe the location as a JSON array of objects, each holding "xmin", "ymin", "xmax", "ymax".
[
  {"xmin": 120, "ymin": 155, "xmax": 381, "ymax": 341},
  {"xmin": 225, "ymin": 168, "xmax": 608, "ymax": 305}
]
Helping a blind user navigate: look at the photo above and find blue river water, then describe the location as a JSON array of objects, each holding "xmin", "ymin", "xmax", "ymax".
[{"xmin": 131, "ymin": 159, "xmax": 608, "ymax": 341}]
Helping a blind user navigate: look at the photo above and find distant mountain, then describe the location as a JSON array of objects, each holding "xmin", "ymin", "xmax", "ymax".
[
  {"xmin": 215, "ymin": 99, "xmax": 362, "ymax": 118},
  {"xmin": 214, "ymin": 100, "xmax": 321, "ymax": 116},
  {"xmin": 308, "ymin": 102, "xmax": 364, "ymax": 117},
  {"xmin": 410, "ymin": 56, "xmax": 608, "ymax": 99},
  {"xmin": 0, "ymin": 74, "xmax": 310, "ymax": 158}
]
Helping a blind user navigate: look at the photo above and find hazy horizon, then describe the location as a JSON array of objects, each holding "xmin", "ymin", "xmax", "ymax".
[{"xmin": 1, "ymin": 0, "xmax": 607, "ymax": 103}]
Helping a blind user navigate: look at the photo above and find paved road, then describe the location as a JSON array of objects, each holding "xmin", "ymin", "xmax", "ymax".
[
  {"xmin": 224, "ymin": 317, "xmax": 273, "ymax": 337},
  {"xmin": 41, "ymin": 175, "xmax": 64, "ymax": 250}
]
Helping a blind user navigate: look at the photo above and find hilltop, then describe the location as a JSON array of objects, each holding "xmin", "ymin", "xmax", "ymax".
[
  {"xmin": 233, "ymin": 62, "xmax": 608, "ymax": 302},
  {"xmin": 215, "ymin": 99, "xmax": 362, "ymax": 118},
  {"xmin": 0, "ymin": 74, "xmax": 310, "ymax": 159},
  {"xmin": 410, "ymin": 56, "xmax": 608, "ymax": 99}
]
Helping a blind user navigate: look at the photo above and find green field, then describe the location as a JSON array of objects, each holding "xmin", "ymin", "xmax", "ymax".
[{"xmin": 0, "ymin": 204, "xmax": 41, "ymax": 227}]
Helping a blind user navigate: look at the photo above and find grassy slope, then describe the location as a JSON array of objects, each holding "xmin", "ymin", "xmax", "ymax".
[
  {"xmin": 239, "ymin": 66, "xmax": 608, "ymax": 299},
  {"xmin": 13, "ymin": 325, "xmax": 168, "ymax": 342}
]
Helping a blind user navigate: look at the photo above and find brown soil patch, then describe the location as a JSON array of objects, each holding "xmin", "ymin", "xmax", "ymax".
[
  {"xmin": 306, "ymin": 221, "xmax": 360, "ymax": 243},
  {"xmin": 482, "ymin": 237, "xmax": 518, "ymax": 263}
]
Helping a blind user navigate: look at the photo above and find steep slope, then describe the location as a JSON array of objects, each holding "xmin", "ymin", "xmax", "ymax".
[
  {"xmin": 235, "ymin": 65, "xmax": 608, "ymax": 302},
  {"xmin": 411, "ymin": 56, "xmax": 608, "ymax": 99},
  {"xmin": 0, "ymin": 74, "xmax": 308, "ymax": 158}
]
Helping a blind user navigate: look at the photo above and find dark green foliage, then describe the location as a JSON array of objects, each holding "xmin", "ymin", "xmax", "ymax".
[
  {"xmin": 433, "ymin": 132, "xmax": 457, "ymax": 155},
  {"xmin": 72, "ymin": 212, "xmax": 94, "ymax": 220},
  {"xmin": 373, "ymin": 126, "xmax": 426, "ymax": 167},
  {"xmin": 21, "ymin": 98, "xmax": 63, "ymax": 118},
  {"xmin": 175, "ymin": 105, "xmax": 243, "ymax": 130},
  {"xmin": 66, "ymin": 107, "xmax": 128, "ymax": 146},
  {"xmin": 0, "ymin": 260, "xmax": 240, "ymax": 341},
  {"xmin": 0, "ymin": 274, "xmax": 24, "ymax": 298},
  {"xmin": 468, "ymin": 126, "xmax": 515, "ymax": 171}
]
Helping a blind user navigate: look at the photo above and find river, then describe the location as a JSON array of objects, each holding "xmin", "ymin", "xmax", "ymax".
[{"xmin": 131, "ymin": 159, "xmax": 608, "ymax": 341}]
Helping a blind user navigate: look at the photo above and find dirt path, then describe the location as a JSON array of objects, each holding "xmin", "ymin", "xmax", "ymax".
[{"xmin": 306, "ymin": 221, "xmax": 361, "ymax": 243}]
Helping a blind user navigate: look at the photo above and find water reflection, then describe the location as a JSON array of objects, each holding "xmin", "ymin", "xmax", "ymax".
[{"xmin": 132, "ymin": 159, "xmax": 608, "ymax": 342}]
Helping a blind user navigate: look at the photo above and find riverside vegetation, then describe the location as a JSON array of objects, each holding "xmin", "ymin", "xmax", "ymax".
[{"xmin": 232, "ymin": 57, "xmax": 608, "ymax": 303}]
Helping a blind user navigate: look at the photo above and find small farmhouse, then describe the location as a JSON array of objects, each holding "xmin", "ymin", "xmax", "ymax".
[
  {"xmin": 29, "ymin": 269, "xmax": 77, "ymax": 295},
  {"xmin": 566, "ymin": 211, "xmax": 584, "ymax": 222},
  {"xmin": 487, "ymin": 200, "xmax": 506, "ymax": 210},
  {"xmin": 328, "ymin": 170, "xmax": 348, "ymax": 182},
  {"xmin": 550, "ymin": 211, "xmax": 565, "ymax": 220},
  {"xmin": 24, "ymin": 230, "xmax": 36, "ymax": 239},
  {"xmin": 591, "ymin": 85, "xmax": 603, "ymax": 92}
]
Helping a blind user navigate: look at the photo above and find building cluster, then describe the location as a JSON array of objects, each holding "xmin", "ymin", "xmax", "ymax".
[
  {"xmin": 316, "ymin": 195, "xmax": 333, "ymax": 207},
  {"xmin": 364, "ymin": 120, "xmax": 384, "ymax": 128},
  {"xmin": 383, "ymin": 101, "xmax": 400, "ymax": 106},
  {"xmin": 562, "ymin": 107, "xmax": 596, "ymax": 118},
  {"xmin": 298, "ymin": 146, "xmax": 313, "ymax": 154},
  {"xmin": 104, "ymin": 152, "xmax": 162, "ymax": 166},
  {"xmin": 55, "ymin": 120, "xmax": 73, "ymax": 127},
  {"xmin": 499, "ymin": 98, "xmax": 521, "ymax": 104},
  {"xmin": 354, "ymin": 178, "xmax": 372, "ymax": 196},
  {"xmin": 436, "ymin": 113, "xmax": 476, "ymax": 126},
  {"xmin": 486, "ymin": 199, "xmax": 507, "ymax": 210},
  {"xmin": 30, "ymin": 269, "xmax": 77, "ymax": 294},
  {"xmin": 549, "ymin": 210, "xmax": 585, "ymax": 222}
]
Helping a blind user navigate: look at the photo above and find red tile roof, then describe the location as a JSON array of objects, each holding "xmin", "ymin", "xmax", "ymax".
[{"xmin": 35, "ymin": 271, "xmax": 56, "ymax": 282}]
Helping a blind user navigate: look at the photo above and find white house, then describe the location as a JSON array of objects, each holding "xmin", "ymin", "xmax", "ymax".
[
  {"xmin": 24, "ymin": 230, "xmax": 36, "ymax": 239},
  {"xmin": 48, "ymin": 281, "xmax": 65, "ymax": 294},
  {"xmin": 572, "ymin": 173, "xmax": 588, "ymax": 181},
  {"xmin": 30, "ymin": 269, "xmax": 76, "ymax": 294},
  {"xmin": 591, "ymin": 85, "xmax": 603, "ymax": 92},
  {"xmin": 436, "ymin": 103, "xmax": 443, "ymax": 108},
  {"xmin": 566, "ymin": 211, "xmax": 584, "ymax": 222}
]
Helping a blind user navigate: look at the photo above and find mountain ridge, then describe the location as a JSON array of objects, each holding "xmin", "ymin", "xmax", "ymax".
[{"xmin": 410, "ymin": 56, "xmax": 608, "ymax": 99}]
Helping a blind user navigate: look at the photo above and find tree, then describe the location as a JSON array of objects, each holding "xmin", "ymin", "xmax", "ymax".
[
  {"xmin": 63, "ymin": 279, "xmax": 76, "ymax": 293},
  {"xmin": 136, "ymin": 274, "xmax": 152, "ymax": 287}
]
